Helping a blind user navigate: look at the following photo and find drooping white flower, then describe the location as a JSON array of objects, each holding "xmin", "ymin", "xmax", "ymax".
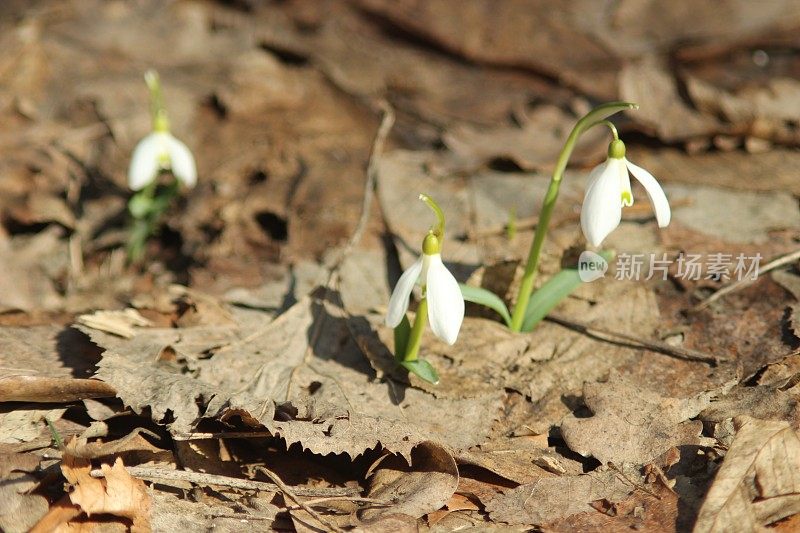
[
  {"xmin": 580, "ymin": 139, "xmax": 670, "ymax": 247},
  {"xmin": 385, "ymin": 234, "xmax": 465, "ymax": 345},
  {"xmin": 128, "ymin": 130, "xmax": 197, "ymax": 191}
]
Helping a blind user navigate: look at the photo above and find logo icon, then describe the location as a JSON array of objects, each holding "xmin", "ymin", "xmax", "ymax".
[{"xmin": 578, "ymin": 251, "xmax": 608, "ymax": 282}]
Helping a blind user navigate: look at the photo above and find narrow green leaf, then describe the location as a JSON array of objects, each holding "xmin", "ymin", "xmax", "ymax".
[
  {"xmin": 400, "ymin": 358, "xmax": 440, "ymax": 385},
  {"xmin": 393, "ymin": 315, "xmax": 411, "ymax": 362},
  {"xmin": 521, "ymin": 250, "xmax": 614, "ymax": 332},
  {"xmin": 459, "ymin": 284, "xmax": 512, "ymax": 327},
  {"xmin": 521, "ymin": 270, "xmax": 581, "ymax": 332}
]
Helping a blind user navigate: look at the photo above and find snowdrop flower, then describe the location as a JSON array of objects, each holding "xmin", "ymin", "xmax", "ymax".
[
  {"xmin": 128, "ymin": 70, "xmax": 197, "ymax": 191},
  {"xmin": 128, "ymin": 128, "xmax": 197, "ymax": 191},
  {"xmin": 385, "ymin": 197, "xmax": 464, "ymax": 345},
  {"xmin": 580, "ymin": 139, "xmax": 670, "ymax": 247}
]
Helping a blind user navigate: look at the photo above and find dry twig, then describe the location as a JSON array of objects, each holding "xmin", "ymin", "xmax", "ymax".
[
  {"xmin": 546, "ymin": 314, "xmax": 724, "ymax": 365},
  {"xmin": 691, "ymin": 248, "xmax": 800, "ymax": 312},
  {"xmin": 90, "ymin": 465, "xmax": 359, "ymax": 498},
  {"xmin": 255, "ymin": 466, "xmax": 346, "ymax": 533}
]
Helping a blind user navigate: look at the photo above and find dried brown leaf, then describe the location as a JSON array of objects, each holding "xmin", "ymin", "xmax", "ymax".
[
  {"xmin": 620, "ymin": 57, "xmax": 720, "ymax": 142},
  {"xmin": 542, "ymin": 480, "xmax": 679, "ymax": 533},
  {"xmin": 457, "ymin": 437, "xmax": 580, "ymax": 484},
  {"xmin": 0, "ymin": 471, "xmax": 50, "ymax": 533},
  {"xmin": 358, "ymin": 0, "xmax": 800, "ymax": 103},
  {"xmin": 667, "ymin": 184, "xmax": 800, "ymax": 244},
  {"xmin": 485, "ymin": 465, "xmax": 643, "ymax": 526},
  {"xmin": 699, "ymin": 381, "xmax": 800, "ymax": 429},
  {"xmin": 0, "ymin": 228, "xmax": 65, "ymax": 312},
  {"xmin": 440, "ymin": 104, "xmax": 607, "ymax": 173},
  {"xmin": 62, "ymin": 441, "xmax": 152, "ymax": 532},
  {"xmin": 426, "ymin": 493, "xmax": 479, "ymax": 526},
  {"xmin": 636, "ymin": 147, "xmax": 800, "ymax": 196},
  {"xmin": 82, "ymin": 294, "xmax": 502, "ymax": 460},
  {"xmin": 693, "ymin": 416, "xmax": 800, "ymax": 533},
  {"xmin": 560, "ymin": 375, "xmax": 730, "ymax": 464},
  {"xmin": 0, "ymin": 405, "xmax": 67, "ymax": 444},
  {"xmin": 362, "ymin": 442, "xmax": 458, "ymax": 521}
]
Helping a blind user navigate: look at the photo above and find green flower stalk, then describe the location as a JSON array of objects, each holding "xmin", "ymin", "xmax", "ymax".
[{"xmin": 507, "ymin": 102, "xmax": 639, "ymax": 332}]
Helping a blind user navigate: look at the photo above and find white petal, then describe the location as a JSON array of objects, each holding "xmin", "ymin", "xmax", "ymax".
[
  {"xmin": 425, "ymin": 254, "xmax": 464, "ymax": 345},
  {"xmin": 580, "ymin": 159, "xmax": 623, "ymax": 247},
  {"xmin": 625, "ymin": 159, "xmax": 671, "ymax": 227},
  {"xmin": 166, "ymin": 135, "xmax": 197, "ymax": 188},
  {"xmin": 385, "ymin": 256, "xmax": 424, "ymax": 328},
  {"xmin": 128, "ymin": 133, "xmax": 162, "ymax": 191}
]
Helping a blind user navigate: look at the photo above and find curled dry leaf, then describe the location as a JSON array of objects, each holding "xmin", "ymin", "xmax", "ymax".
[
  {"xmin": 693, "ymin": 416, "xmax": 800, "ymax": 533},
  {"xmin": 61, "ymin": 439, "xmax": 152, "ymax": 532},
  {"xmin": 362, "ymin": 441, "xmax": 459, "ymax": 521},
  {"xmin": 0, "ymin": 376, "xmax": 116, "ymax": 403},
  {"xmin": 457, "ymin": 437, "xmax": 580, "ymax": 484},
  {"xmin": 76, "ymin": 309, "xmax": 153, "ymax": 339},
  {"xmin": 560, "ymin": 375, "xmax": 729, "ymax": 465}
]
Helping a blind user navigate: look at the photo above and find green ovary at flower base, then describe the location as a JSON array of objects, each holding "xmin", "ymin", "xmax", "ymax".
[
  {"xmin": 126, "ymin": 69, "xmax": 198, "ymax": 263},
  {"xmin": 385, "ymin": 194, "xmax": 465, "ymax": 384}
]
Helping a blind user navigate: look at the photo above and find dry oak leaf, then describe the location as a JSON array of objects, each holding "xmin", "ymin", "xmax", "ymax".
[
  {"xmin": 560, "ymin": 375, "xmax": 726, "ymax": 464},
  {"xmin": 485, "ymin": 464, "xmax": 643, "ymax": 526},
  {"xmin": 362, "ymin": 441, "xmax": 459, "ymax": 521},
  {"xmin": 82, "ymin": 295, "xmax": 502, "ymax": 460},
  {"xmin": 693, "ymin": 416, "xmax": 800, "ymax": 533},
  {"xmin": 61, "ymin": 440, "xmax": 151, "ymax": 532},
  {"xmin": 699, "ymin": 380, "xmax": 800, "ymax": 430}
]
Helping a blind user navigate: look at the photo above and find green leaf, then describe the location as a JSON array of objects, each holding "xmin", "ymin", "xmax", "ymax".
[
  {"xmin": 521, "ymin": 250, "xmax": 614, "ymax": 332},
  {"xmin": 400, "ymin": 358, "xmax": 440, "ymax": 385},
  {"xmin": 459, "ymin": 284, "xmax": 512, "ymax": 327},
  {"xmin": 393, "ymin": 315, "xmax": 411, "ymax": 362}
]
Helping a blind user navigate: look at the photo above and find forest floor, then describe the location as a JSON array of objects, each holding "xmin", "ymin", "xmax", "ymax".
[{"xmin": 3, "ymin": 1, "xmax": 800, "ymax": 531}]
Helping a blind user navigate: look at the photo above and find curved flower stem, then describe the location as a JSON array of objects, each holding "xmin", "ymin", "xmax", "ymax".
[
  {"xmin": 593, "ymin": 120, "xmax": 620, "ymax": 141},
  {"xmin": 145, "ymin": 69, "xmax": 169, "ymax": 133},
  {"xmin": 419, "ymin": 193, "xmax": 445, "ymax": 239},
  {"xmin": 403, "ymin": 297, "xmax": 428, "ymax": 362},
  {"xmin": 508, "ymin": 101, "xmax": 638, "ymax": 332}
]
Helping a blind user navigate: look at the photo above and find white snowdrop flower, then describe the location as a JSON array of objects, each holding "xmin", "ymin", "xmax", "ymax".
[
  {"xmin": 128, "ymin": 128, "xmax": 197, "ymax": 191},
  {"xmin": 128, "ymin": 70, "xmax": 197, "ymax": 191},
  {"xmin": 580, "ymin": 139, "xmax": 671, "ymax": 247},
  {"xmin": 385, "ymin": 231, "xmax": 465, "ymax": 345}
]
